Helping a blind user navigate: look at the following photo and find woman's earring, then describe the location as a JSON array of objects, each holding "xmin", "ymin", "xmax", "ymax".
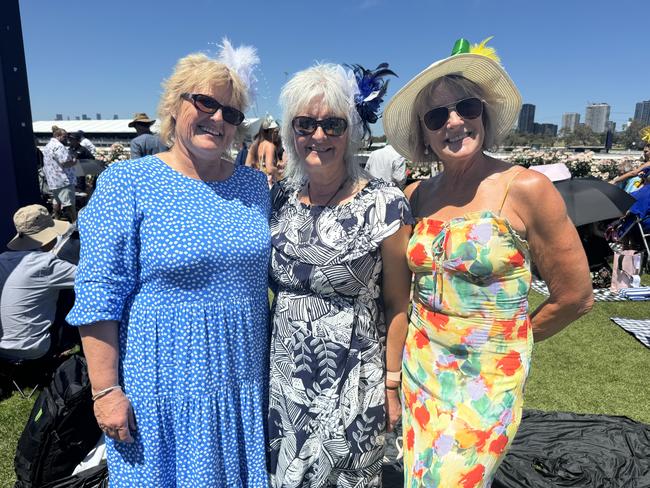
[{"xmin": 424, "ymin": 145, "xmax": 430, "ymax": 155}]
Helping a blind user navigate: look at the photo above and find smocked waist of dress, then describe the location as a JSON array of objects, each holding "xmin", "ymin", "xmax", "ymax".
[{"xmin": 130, "ymin": 285, "xmax": 269, "ymax": 306}]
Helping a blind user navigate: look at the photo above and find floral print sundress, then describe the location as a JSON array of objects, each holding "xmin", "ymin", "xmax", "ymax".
[{"xmin": 403, "ymin": 181, "xmax": 533, "ymax": 487}]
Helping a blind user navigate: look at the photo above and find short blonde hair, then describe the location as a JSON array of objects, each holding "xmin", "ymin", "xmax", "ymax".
[
  {"xmin": 157, "ymin": 53, "xmax": 248, "ymax": 147},
  {"xmin": 410, "ymin": 75, "xmax": 498, "ymax": 162}
]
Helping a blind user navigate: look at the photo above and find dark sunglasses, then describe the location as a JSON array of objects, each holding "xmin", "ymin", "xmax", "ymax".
[
  {"xmin": 422, "ymin": 97, "xmax": 483, "ymax": 131},
  {"xmin": 292, "ymin": 116, "xmax": 348, "ymax": 137},
  {"xmin": 180, "ymin": 93, "xmax": 245, "ymax": 126}
]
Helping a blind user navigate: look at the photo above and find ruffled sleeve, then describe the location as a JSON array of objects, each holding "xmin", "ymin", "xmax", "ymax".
[
  {"xmin": 66, "ymin": 161, "xmax": 139, "ymax": 325},
  {"xmin": 367, "ymin": 180, "xmax": 415, "ymax": 245}
]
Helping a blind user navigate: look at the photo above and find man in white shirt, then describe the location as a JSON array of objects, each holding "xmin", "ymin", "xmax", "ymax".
[
  {"xmin": 364, "ymin": 144, "xmax": 407, "ymax": 189},
  {"xmin": 0, "ymin": 205, "xmax": 78, "ymax": 361}
]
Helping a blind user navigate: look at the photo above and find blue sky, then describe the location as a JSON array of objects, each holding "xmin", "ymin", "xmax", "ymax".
[{"xmin": 20, "ymin": 0, "xmax": 646, "ymax": 133}]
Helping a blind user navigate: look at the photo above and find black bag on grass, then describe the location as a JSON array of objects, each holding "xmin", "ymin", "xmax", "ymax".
[{"xmin": 14, "ymin": 355, "xmax": 102, "ymax": 488}]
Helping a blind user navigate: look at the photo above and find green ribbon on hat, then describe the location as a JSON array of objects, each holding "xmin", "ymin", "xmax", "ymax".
[{"xmin": 451, "ymin": 38, "xmax": 470, "ymax": 55}]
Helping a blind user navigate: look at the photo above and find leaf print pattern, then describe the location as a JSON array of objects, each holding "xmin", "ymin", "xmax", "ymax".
[
  {"xmin": 268, "ymin": 178, "xmax": 413, "ymax": 488},
  {"xmin": 403, "ymin": 211, "xmax": 533, "ymax": 487}
]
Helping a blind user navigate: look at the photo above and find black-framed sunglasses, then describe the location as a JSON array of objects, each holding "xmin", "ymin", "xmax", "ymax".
[
  {"xmin": 292, "ymin": 116, "xmax": 348, "ymax": 137},
  {"xmin": 180, "ymin": 93, "xmax": 245, "ymax": 126},
  {"xmin": 422, "ymin": 97, "xmax": 484, "ymax": 131}
]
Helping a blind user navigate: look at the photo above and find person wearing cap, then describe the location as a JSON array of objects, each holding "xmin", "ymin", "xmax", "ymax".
[
  {"xmin": 268, "ymin": 63, "xmax": 411, "ymax": 487},
  {"xmin": 128, "ymin": 112, "xmax": 168, "ymax": 159},
  {"xmin": 42, "ymin": 126, "xmax": 78, "ymax": 222},
  {"xmin": 383, "ymin": 38, "xmax": 593, "ymax": 486},
  {"xmin": 66, "ymin": 47, "xmax": 270, "ymax": 486},
  {"xmin": 0, "ymin": 205, "xmax": 78, "ymax": 361}
]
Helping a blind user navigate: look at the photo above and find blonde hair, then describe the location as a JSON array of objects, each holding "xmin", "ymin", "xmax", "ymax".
[
  {"xmin": 157, "ymin": 53, "xmax": 248, "ymax": 147},
  {"xmin": 52, "ymin": 126, "xmax": 66, "ymax": 138},
  {"xmin": 410, "ymin": 75, "xmax": 498, "ymax": 162},
  {"xmin": 279, "ymin": 63, "xmax": 366, "ymax": 187}
]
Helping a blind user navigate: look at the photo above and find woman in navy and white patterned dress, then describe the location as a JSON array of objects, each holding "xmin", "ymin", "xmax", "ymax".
[
  {"xmin": 267, "ymin": 64, "xmax": 413, "ymax": 488},
  {"xmin": 67, "ymin": 50, "xmax": 271, "ymax": 487}
]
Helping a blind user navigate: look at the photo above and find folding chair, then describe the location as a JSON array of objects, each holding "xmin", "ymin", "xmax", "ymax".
[{"xmin": 0, "ymin": 358, "xmax": 41, "ymax": 399}]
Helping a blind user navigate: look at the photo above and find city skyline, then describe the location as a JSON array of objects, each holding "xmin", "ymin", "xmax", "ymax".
[{"xmin": 18, "ymin": 0, "xmax": 648, "ymax": 133}]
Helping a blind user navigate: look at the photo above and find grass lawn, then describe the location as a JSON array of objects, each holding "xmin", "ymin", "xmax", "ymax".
[{"xmin": 1, "ymin": 288, "xmax": 649, "ymax": 486}]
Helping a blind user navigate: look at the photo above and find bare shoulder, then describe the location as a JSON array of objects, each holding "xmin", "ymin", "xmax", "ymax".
[
  {"xmin": 507, "ymin": 166, "xmax": 558, "ymax": 202},
  {"xmin": 403, "ymin": 180, "xmax": 421, "ymax": 200}
]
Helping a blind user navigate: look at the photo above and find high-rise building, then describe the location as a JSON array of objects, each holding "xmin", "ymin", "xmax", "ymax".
[
  {"xmin": 55, "ymin": 113, "xmax": 63, "ymax": 121},
  {"xmin": 634, "ymin": 100, "xmax": 650, "ymax": 126},
  {"xmin": 517, "ymin": 103, "xmax": 535, "ymax": 133},
  {"xmin": 561, "ymin": 113, "xmax": 580, "ymax": 134},
  {"xmin": 96, "ymin": 113, "xmax": 102, "ymax": 120},
  {"xmin": 585, "ymin": 103, "xmax": 610, "ymax": 133},
  {"xmin": 113, "ymin": 114, "xmax": 119, "ymax": 120}
]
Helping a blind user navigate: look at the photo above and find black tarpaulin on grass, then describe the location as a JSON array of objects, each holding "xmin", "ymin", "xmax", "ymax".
[{"xmin": 383, "ymin": 410, "xmax": 650, "ymax": 487}]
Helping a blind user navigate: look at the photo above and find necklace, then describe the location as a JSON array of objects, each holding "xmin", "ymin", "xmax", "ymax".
[{"xmin": 307, "ymin": 177, "xmax": 349, "ymax": 207}]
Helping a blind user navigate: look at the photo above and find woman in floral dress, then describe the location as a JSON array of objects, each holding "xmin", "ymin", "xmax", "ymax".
[
  {"xmin": 268, "ymin": 63, "xmax": 413, "ymax": 488},
  {"xmin": 383, "ymin": 38, "xmax": 594, "ymax": 487}
]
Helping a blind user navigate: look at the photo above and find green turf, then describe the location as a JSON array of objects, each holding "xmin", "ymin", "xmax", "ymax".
[
  {"xmin": 1, "ymin": 287, "xmax": 649, "ymax": 486},
  {"xmin": 524, "ymin": 291, "xmax": 650, "ymax": 424},
  {"xmin": 0, "ymin": 392, "xmax": 36, "ymax": 487}
]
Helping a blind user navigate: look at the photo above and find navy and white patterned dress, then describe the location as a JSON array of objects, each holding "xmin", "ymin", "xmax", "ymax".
[
  {"xmin": 67, "ymin": 156, "xmax": 271, "ymax": 487},
  {"xmin": 268, "ymin": 178, "xmax": 414, "ymax": 488}
]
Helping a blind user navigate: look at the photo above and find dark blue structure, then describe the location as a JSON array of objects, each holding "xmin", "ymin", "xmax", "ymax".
[{"xmin": 0, "ymin": 0, "xmax": 39, "ymax": 247}]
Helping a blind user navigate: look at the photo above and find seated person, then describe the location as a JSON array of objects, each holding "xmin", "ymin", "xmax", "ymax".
[
  {"xmin": 0, "ymin": 205, "xmax": 78, "ymax": 361},
  {"xmin": 610, "ymin": 142, "xmax": 650, "ymax": 192}
]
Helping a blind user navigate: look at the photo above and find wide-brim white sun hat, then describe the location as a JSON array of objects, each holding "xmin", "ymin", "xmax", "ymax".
[{"xmin": 384, "ymin": 39, "xmax": 522, "ymax": 162}]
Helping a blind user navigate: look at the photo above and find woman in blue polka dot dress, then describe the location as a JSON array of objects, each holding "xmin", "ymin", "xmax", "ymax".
[{"xmin": 67, "ymin": 50, "xmax": 271, "ymax": 487}]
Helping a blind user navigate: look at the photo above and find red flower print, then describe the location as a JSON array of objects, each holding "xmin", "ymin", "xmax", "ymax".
[
  {"xmin": 497, "ymin": 319, "xmax": 516, "ymax": 339},
  {"xmin": 406, "ymin": 427, "xmax": 415, "ymax": 450},
  {"xmin": 415, "ymin": 329, "xmax": 430, "ymax": 348},
  {"xmin": 489, "ymin": 434, "xmax": 509, "ymax": 455},
  {"xmin": 509, "ymin": 251, "xmax": 525, "ymax": 268},
  {"xmin": 427, "ymin": 220, "xmax": 444, "ymax": 235},
  {"xmin": 409, "ymin": 243, "xmax": 428, "ymax": 267},
  {"xmin": 496, "ymin": 351, "xmax": 522, "ymax": 376},
  {"xmin": 474, "ymin": 429, "xmax": 492, "ymax": 451},
  {"xmin": 425, "ymin": 310, "xmax": 449, "ymax": 331},
  {"xmin": 459, "ymin": 464, "xmax": 485, "ymax": 488},
  {"xmin": 414, "ymin": 405, "xmax": 430, "ymax": 429},
  {"xmin": 517, "ymin": 322, "xmax": 529, "ymax": 339}
]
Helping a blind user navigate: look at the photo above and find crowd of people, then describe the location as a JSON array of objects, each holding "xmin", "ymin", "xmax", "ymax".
[{"xmin": 1, "ymin": 37, "xmax": 599, "ymax": 487}]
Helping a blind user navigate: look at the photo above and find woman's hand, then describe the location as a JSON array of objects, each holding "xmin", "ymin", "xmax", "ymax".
[
  {"xmin": 94, "ymin": 389, "xmax": 136, "ymax": 443},
  {"xmin": 385, "ymin": 387, "xmax": 402, "ymax": 433}
]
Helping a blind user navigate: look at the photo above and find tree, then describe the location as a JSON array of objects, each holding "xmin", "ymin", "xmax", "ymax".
[
  {"xmin": 563, "ymin": 124, "xmax": 600, "ymax": 146},
  {"xmin": 617, "ymin": 119, "xmax": 644, "ymax": 149}
]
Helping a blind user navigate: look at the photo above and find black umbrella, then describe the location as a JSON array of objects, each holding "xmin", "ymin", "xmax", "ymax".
[{"xmin": 554, "ymin": 178, "xmax": 636, "ymax": 227}]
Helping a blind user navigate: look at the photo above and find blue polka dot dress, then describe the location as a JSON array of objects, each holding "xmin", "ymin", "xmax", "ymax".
[{"xmin": 67, "ymin": 155, "xmax": 271, "ymax": 487}]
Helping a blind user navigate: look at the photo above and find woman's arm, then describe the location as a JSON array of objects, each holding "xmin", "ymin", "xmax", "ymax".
[
  {"xmin": 381, "ymin": 224, "xmax": 413, "ymax": 431},
  {"xmin": 610, "ymin": 161, "xmax": 650, "ymax": 184},
  {"xmin": 512, "ymin": 172, "xmax": 593, "ymax": 341},
  {"xmin": 80, "ymin": 321, "xmax": 135, "ymax": 443}
]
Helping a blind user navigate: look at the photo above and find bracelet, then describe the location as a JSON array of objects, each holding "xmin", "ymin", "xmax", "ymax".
[
  {"xmin": 386, "ymin": 370, "xmax": 402, "ymax": 382},
  {"xmin": 385, "ymin": 384, "xmax": 400, "ymax": 390},
  {"xmin": 91, "ymin": 385, "xmax": 122, "ymax": 402}
]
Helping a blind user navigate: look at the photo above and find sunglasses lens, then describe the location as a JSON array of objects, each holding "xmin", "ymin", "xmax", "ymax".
[
  {"xmin": 423, "ymin": 107, "xmax": 449, "ymax": 131},
  {"xmin": 322, "ymin": 118, "xmax": 347, "ymax": 136},
  {"xmin": 222, "ymin": 107, "xmax": 245, "ymax": 126},
  {"xmin": 194, "ymin": 95, "xmax": 220, "ymax": 113},
  {"xmin": 457, "ymin": 98, "xmax": 483, "ymax": 119},
  {"xmin": 293, "ymin": 117, "xmax": 317, "ymax": 135}
]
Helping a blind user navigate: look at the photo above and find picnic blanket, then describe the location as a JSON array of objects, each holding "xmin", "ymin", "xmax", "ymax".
[
  {"xmin": 530, "ymin": 278, "xmax": 626, "ymax": 302},
  {"xmin": 610, "ymin": 317, "xmax": 650, "ymax": 348}
]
